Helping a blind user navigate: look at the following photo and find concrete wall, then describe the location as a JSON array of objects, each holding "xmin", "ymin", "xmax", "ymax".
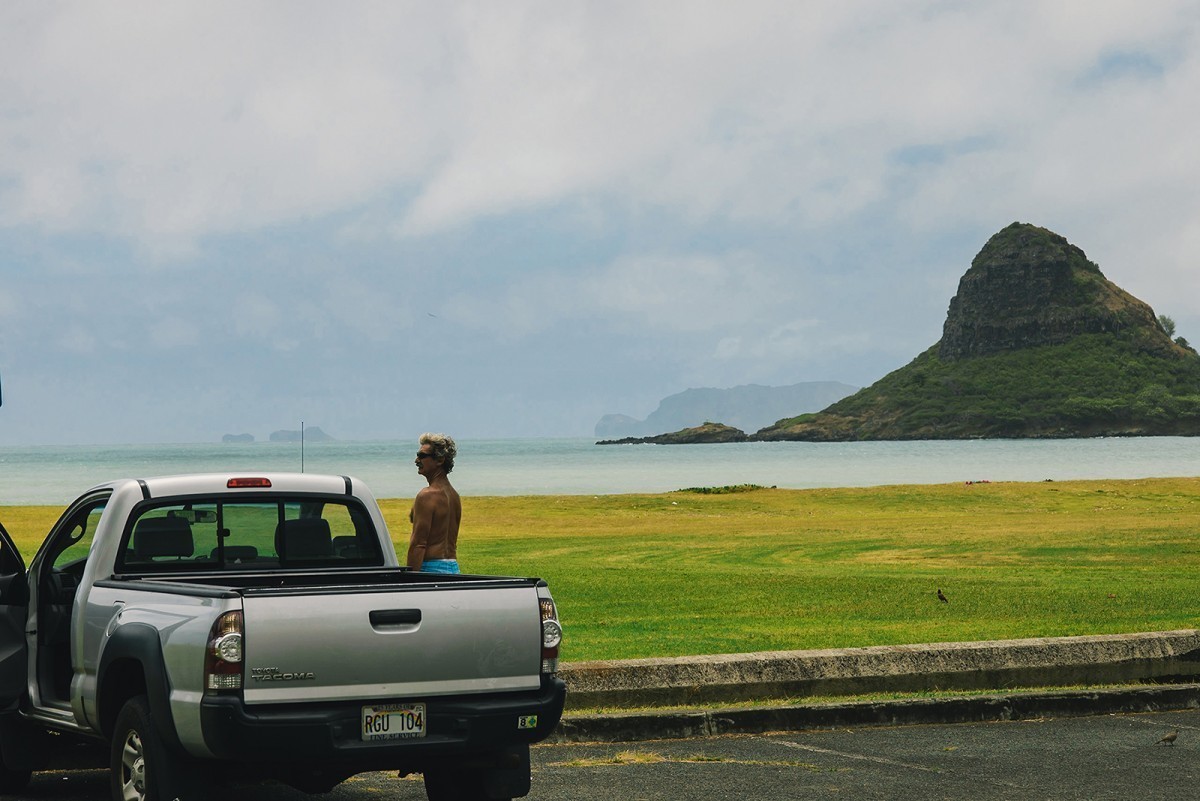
[{"xmin": 560, "ymin": 630, "xmax": 1200, "ymax": 709}]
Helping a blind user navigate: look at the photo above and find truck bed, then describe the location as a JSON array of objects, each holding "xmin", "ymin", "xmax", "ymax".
[{"xmin": 98, "ymin": 568, "xmax": 548, "ymax": 704}]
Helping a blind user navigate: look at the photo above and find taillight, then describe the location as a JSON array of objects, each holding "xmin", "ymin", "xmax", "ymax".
[
  {"xmin": 205, "ymin": 610, "xmax": 243, "ymax": 693},
  {"xmin": 539, "ymin": 597, "xmax": 562, "ymax": 674}
]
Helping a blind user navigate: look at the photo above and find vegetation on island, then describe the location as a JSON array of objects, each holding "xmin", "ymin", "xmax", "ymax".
[{"xmin": 759, "ymin": 333, "xmax": 1200, "ymax": 440}]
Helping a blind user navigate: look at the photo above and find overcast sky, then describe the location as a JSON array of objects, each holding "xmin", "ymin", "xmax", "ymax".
[{"xmin": 1, "ymin": 1, "xmax": 1197, "ymax": 445}]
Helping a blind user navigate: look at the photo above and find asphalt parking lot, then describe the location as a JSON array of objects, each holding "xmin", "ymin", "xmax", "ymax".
[{"xmin": 11, "ymin": 707, "xmax": 1198, "ymax": 800}]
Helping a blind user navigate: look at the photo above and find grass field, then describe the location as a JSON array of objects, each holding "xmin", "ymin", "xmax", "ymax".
[{"xmin": 5, "ymin": 477, "xmax": 1199, "ymax": 662}]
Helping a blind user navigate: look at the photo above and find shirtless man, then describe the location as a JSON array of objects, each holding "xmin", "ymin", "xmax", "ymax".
[{"xmin": 407, "ymin": 433, "xmax": 462, "ymax": 573}]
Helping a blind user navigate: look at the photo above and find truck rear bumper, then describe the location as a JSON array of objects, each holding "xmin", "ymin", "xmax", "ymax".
[{"xmin": 198, "ymin": 676, "xmax": 566, "ymax": 771}]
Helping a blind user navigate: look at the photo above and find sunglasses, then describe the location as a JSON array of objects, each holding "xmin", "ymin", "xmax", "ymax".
[{"xmin": 415, "ymin": 452, "xmax": 435, "ymax": 460}]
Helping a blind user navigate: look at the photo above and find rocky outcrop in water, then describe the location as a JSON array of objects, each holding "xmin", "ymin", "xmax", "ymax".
[{"xmin": 598, "ymin": 422, "xmax": 748, "ymax": 445}]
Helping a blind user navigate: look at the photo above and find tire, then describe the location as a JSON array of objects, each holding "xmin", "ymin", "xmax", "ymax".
[
  {"xmin": 0, "ymin": 764, "xmax": 31, "ymax": 794},
  {"xmin": 424, "ymin": 768, "xmax": 510, "ymax": 801},
  {"xmin": 0, "ymin": 714, "xmax": 33, "ymax": 793},
  {"xmin": 110, "ymin": 695, "xmax": 206, "ymax": 801}
]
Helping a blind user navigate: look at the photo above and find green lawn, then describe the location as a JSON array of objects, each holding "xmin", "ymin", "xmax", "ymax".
[{"xmin": 6, "ymin": 477, "xmax": 1200, "ymax": 662}]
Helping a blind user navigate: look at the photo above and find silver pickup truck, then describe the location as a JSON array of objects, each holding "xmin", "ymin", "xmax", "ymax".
[{"xmin": 0, "ymin": 472, "xmax": 565, "ymax": 801}]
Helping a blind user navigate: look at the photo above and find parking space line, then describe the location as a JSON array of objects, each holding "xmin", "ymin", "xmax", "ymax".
[{"xmin": 766, "ymin": 737, "xmax": 1032, "ymax": 791}]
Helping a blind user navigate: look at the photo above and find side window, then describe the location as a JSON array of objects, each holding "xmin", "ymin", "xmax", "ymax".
[
  {"xmin": 0, "ymin": 526, "xmax": 27, "ymax": 605},
  {"xmin": 0, "ymin": 525, "xmax": 24, "ymax": 577},
  {"xmin": 50, "ymin": 500, "xmax": 108, "ymax": 573}
]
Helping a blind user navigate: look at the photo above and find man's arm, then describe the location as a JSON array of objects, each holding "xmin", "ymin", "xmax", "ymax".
[{"xmin": 407, "ymin": 489, "xmax": 438, "ymax": 570}]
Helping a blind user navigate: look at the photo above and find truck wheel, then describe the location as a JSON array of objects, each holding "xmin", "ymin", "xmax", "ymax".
[
  {"xmin": 110, "ymin": 695, "xmax": 204, "ymax": 801},
  {"xmin": 0, "ymin": 714, "xmax": 33, "ymax": 792},
  {"xmin": 424, "ymin": 768, "xmax": 510, "ymax": 801},
  {"xmin": 0, "ymin": 764, "xmax": 31, "ymax": 794}
]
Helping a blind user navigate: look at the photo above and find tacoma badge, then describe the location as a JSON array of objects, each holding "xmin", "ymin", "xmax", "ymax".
[{"xmin": 250, "ymin": 667, "xmax": 316, "ymax": 681}]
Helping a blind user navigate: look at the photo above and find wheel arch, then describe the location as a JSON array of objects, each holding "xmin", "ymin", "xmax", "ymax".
[{"xmin": 97, "ymin": 623, "xmax": 183, "ymax": 753}]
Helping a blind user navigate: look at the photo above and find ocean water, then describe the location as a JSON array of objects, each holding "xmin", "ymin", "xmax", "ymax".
[{"xmin": 0, "ymin": 436, "xmax": 1196, "ymax": 506}]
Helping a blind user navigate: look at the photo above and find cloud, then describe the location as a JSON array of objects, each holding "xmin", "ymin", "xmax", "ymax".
[
  {"xmin": 56, "ymin": 325, "xmax": 101, "ymax": 356},
  {"xmin": 1, "ymin": 1, "xmax": 1199, "ymax": 443},
  {"xmin": 444, "ymin": 248, "xmax": 793, "ymax": 342},
  {"xmin": 0, "ymin": 3, "xmax": 448, "ymax": 250},
  {"xmin": 229, "ymin": 294, "xmax": 287, "ymax": 343},
  {"xmin": 588, "ymin": 252, "xmax": 777, "ymax": 332},
  {"xmin": 3, "ymin": 1, "xmax": 1198, "ymax": 254}
]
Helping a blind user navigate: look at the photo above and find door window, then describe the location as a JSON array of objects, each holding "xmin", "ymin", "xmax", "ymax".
[{"xmin": 50, "ymin": 502, "xmax": 107, "ymax": 572}]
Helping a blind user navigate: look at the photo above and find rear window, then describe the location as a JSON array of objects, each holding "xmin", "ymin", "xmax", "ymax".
[{"xmin": 117, "ymin": 496, "xmax": 384, "ymax": 573}]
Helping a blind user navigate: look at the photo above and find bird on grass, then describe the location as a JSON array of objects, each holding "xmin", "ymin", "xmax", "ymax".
[
  {"xmin": 937, "ymin": 588, "xmax": 948, "ymax": 603},
  {"xmin": 1157, "ymin": 730, "xmax": 1179, "ymax": 746}
]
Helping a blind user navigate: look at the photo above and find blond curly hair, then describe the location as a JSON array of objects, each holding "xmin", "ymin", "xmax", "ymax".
[{"xmin": 419, "ymin": 432, "xmax": 457, "ymax": 473}]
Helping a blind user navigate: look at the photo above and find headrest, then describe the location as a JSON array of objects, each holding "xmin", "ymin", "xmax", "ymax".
[
  {"xmin": 133, "ymin": 516, "xmax": 194, "ymax": 559},
  {"xmin": 274, "ymin": 518, "xmax": 333, "ymax": 563},
  {"xmin": 331, "ymin": 535, "xmax": 361, "ymax": 558}
]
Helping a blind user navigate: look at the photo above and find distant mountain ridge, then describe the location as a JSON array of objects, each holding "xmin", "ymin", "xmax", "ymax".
[
  {"xmin": 596, "ymin": 381, "xmax": 858, "ymax": 439},
  {"xmin": 757, "ymin": 222, "xmax": 1200, "ymax": 441}
]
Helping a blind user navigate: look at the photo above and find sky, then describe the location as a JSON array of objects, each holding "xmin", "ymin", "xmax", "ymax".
[{"xmin": 1, "ymin": 1, "xmax": 1198, "ymax": 446}]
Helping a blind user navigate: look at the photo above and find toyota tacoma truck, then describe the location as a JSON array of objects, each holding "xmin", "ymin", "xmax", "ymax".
[{"xmin": 0, "ymin": 472, "xmax": 565, "ymax": 800}]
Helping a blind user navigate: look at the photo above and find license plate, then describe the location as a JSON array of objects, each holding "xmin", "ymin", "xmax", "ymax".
[{"xmin": 362, "ymin": 703, "xmax": 426, "ymax": 741}]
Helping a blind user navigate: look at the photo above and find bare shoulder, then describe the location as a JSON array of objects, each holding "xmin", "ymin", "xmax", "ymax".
[{"xmin": 416, "ymin": 485, "xmax": 450, "ymax": 508}]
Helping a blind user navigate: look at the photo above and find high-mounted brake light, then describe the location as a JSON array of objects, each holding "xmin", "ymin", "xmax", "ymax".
[
  {"xmin": 539, "ymin": 598, "xmax": 562, "ymax": 674},
  {"xmin": 204, "ymin": 610, "xmax": 244, "ymax": 692},
  {"xmin": 227, "ymin": 477, "xmax": 272, "ymax": 488}
]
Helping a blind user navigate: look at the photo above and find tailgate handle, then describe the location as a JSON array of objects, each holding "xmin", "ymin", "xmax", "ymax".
[{"xmin": 370, "ymin": 609, "xmax": 422, "ymax": 627}]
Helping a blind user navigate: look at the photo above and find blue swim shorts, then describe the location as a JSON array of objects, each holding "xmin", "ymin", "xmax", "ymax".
[{"xmin": 420, "ymin": 559, "xmax": 460, "ymax": 574}]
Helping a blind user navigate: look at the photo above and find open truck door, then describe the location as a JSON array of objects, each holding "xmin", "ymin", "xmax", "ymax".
[
  {"xmin": 0, "ymin": 524, "xmax": 26, "ymax": 707},
  {"xmin": 0, "ymin": 369, "xmax": 23, "ymax": 708}
]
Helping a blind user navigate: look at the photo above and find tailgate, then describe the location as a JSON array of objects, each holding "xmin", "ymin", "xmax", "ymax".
[{"xmin": 240, "ymin": 583, "xmax": 543, "ymax": 704}]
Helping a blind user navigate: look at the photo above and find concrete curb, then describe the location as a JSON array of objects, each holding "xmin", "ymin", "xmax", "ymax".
[
  {"xmin": 559, "ymin": 630, "xmax": 1200, "ymax": 709},
  {"xmin": 550, "ymin": 630, "xmax": 1200, "ymax": 743},
  {"xmin": 551, "ymin": 683, "xmax": 1200, "ymax": 743}
]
